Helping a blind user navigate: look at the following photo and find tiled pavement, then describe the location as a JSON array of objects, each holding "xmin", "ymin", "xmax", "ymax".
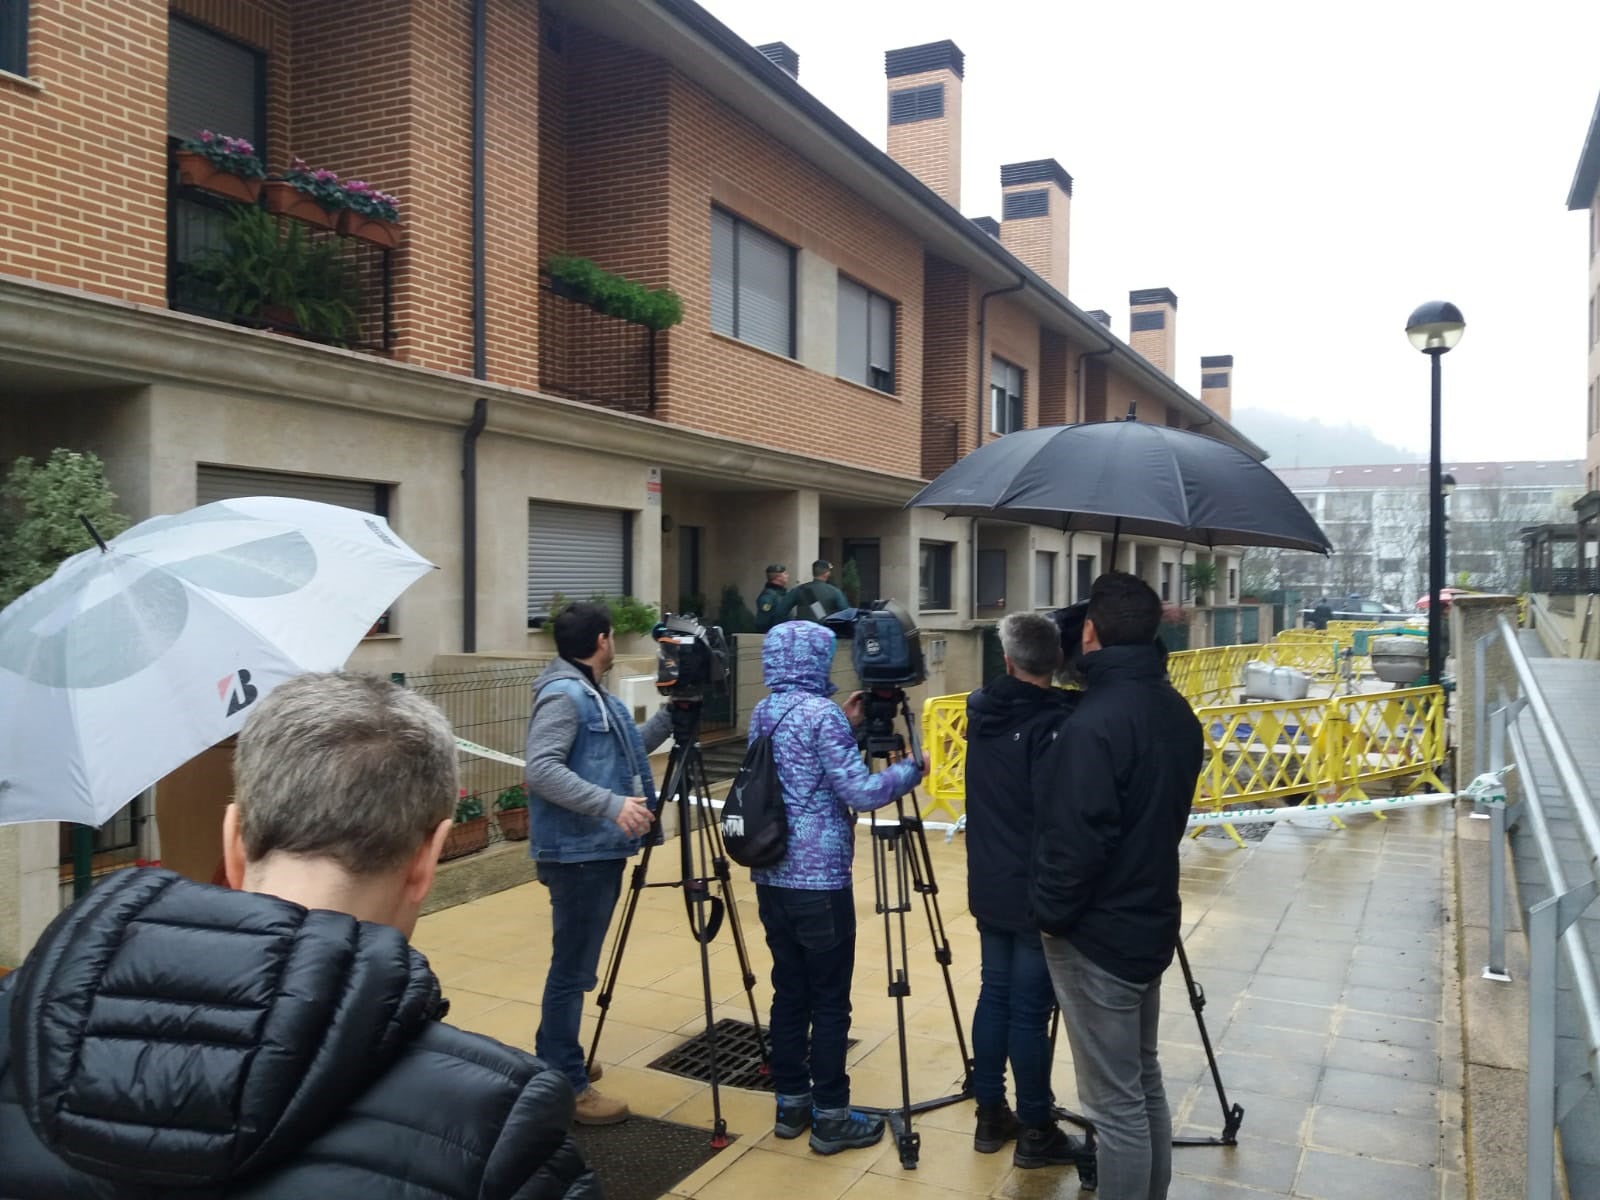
[{"xmin": 416, "ymin": 802, "xmax": 1464, "ymax": 1199}]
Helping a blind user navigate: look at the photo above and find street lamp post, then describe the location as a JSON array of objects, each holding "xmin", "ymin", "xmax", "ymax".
[{"xmin": 1405, "ymin": 302, "xmax": 1466, "ymax": 688}]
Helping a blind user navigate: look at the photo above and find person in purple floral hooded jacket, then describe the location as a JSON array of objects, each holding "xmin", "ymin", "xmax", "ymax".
[{"xmin": 746, "ymin": 620, "xmax": 926, "ymax": 1156}]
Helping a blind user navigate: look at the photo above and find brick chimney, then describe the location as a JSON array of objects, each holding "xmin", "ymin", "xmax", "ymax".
[
  {"xmin": 999, "ymin": 159, "xmax": 1072, "ymax": 292},
  {"xmin": 757, "ymin": 41, "xmax": 799, "ymax": 79},
  {"xmin": 1086, "ymin": 309, "xmax": 1112, "ymax": 330},
  {"xmin": 1200, "ymin": 354, "xmax": 1233, "ymax": 421},
  {"xmin": 885, "ymin": 40, "xmax": 964, "ymax": 208},
  {"xmin": 972, "ymin": 216, "xmax": 999, "ymax": 238},
  {"xmin": 1129, "ymin": 288, "xmax": 1177, "ymax": 376}
]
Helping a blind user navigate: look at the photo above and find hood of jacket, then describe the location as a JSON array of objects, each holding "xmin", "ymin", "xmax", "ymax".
[
  {"xmin": 534, "ymin": 655, "xmax": 611, "ymax": 723},
  {"xmin": 7, "ymin": 869, "xmax": 444, "ymax": 1190},
  {"xmin": 1081, "ymin": 641, "xmax": 1169, "ymax": 686},
  {"xmin": 761, "ymin": 621, "xmax": 838, "ymax": 696},
  {"xmin": 966, "ymin": 673, "xmax": 1075, "ymax": 739}
]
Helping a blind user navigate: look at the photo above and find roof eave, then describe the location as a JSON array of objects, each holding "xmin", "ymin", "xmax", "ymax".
[{"xmin": 1566, "ymin": 88, "xmax": 1600, "ymax": 210}]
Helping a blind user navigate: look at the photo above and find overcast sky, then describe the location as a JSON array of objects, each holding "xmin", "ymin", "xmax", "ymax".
[{"xmin": 698, "ymin": 0, "xmax": 1599, "ymax": 463}]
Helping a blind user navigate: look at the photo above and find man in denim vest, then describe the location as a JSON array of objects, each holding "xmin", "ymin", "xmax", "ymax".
[{"xmin": 525, "ymin": 602, "xmax": 672, "ymax": 1125}]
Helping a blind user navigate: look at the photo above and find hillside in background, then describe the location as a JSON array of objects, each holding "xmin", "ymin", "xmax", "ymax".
[{"xmin": 1234, "ymin": 407, "xmax": 1420, "ymax": 467}]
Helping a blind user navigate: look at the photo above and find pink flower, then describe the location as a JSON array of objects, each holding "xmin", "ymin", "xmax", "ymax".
[
  {"xmin": 199, "ymin": 130, "xmax": 214, "ymax": 143},
  {"xmin": 290, "ymin": 155, "xmax": 309, "ymax": 172}
]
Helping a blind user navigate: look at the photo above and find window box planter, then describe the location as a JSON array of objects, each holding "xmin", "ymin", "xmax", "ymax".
[
  {"xmin": 175, "ymin": 151, "xmax": 262, "ymax": 205},
  {"xmin": 496, "ymin": 807, "xmax": 529, "ymax": 841},
  {"xmin": 337, "ymin": 209, "xmax": 403, "ymax": 249},
  {"xmin": 441, "ymin": 815, "xmax": 489, "ymax": 861},
  {"xmin": 263, "ymin": 180, "xmax": 338, "ymax": 230}
]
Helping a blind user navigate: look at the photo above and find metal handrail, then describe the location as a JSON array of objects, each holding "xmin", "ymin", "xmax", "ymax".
[{"xmin": 1482, "ymin": 612, "xmax": 1600, "ymax": 1198}]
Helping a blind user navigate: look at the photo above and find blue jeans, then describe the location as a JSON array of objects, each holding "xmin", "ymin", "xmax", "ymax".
[
  {"xmin": 535, "ymin": 858, "xmax": 624, "ymax": 1092},
  {"xmin": 757, "ymin": 884, "xmax": 856, "ymax": 1109},
  {"xmin": 972, "ymin": 923, "xmax": 1058, "ymax": 1125}
]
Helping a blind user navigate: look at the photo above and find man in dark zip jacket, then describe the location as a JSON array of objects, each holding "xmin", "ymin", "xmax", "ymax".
[
  {"xmin": 963, "ymin": 611, "xmax": 1085, "ymax": 1171},
  {"xmin": 1033, "ymin": 573, "xmax": 1204, "ymax": 1200},
  {"xmin": 0, "ymin": 672, "xmax": 597, "ymax": 1200}
]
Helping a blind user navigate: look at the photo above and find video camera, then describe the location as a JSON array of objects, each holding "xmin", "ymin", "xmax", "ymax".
[
  {"xmin": 823, "ymin": 598, "xmax": 927, "ymax": 691},
  {"xmin": 652, "ymin": 613, "xmax": 729, "ymax": 703}
]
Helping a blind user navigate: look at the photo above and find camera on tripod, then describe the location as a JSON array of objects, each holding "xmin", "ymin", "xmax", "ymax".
[
  {"xmin": 652, "ymin": 613, "xmax": 730, "ymax": 703},
  {"xmin": 824, "ymin": 598, "xmax": 927, "ymax": 690}
]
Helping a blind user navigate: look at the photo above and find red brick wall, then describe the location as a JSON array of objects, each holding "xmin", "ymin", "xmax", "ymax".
[
  {"xmin": 481, "ymin": 0, "xmax": 540, "ymax": 389},
  {"xmin": 1039, "ymin": 328, "xmax": 1071, "ymax": 427},
  {"xmin": 921, "ymin": 254, "xmax": 975, "ymax": 476},
  {"xmin": 0, "ymin": 0, "xmax": 168, "ymax": 303},
  {"xmin": 983, "ymin": 294, "xmax": 1040, "ymax": 447},
  {"xmin": 662, "ymin": 71, "xmax": 926, "ymax": 476}
]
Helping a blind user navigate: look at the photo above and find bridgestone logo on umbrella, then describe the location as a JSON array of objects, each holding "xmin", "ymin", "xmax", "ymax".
[{"xmin": 220, "ymin": 669, "xmax": 259, "ymax": 717}]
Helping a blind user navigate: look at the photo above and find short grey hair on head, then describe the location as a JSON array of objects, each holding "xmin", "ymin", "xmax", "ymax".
[
  {"xmin": 234, "ymin": 672, "xmax": 458, "ymax": 875},
  {"xmin": 998, "ymin": 612, "xmax": 1062, "ymax": 678}
]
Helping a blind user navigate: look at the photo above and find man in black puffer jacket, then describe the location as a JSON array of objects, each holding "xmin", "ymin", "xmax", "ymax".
[
  {"xmin": 0, "ymin": 672, "xmax": 598, "ymax": 1199},
  {"xmin": 1033, "ymin": 574, "xmax": 1203, "ymax": 1200}
]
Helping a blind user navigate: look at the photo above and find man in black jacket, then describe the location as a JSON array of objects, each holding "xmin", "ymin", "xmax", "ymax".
[
  {"xmin": 964, "ymin": 611, "xmax": 1084, "ymax": 1170},
  {"xmin": 1033, "ymin": 573, "xmax": 1203, "ymax": 1200},
  {"xmin": 0, "ymin": 672, "xmax": 597, "ymax": 1199}
]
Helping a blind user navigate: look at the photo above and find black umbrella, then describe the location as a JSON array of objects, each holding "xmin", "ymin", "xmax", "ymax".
[{"xmin": 906, "ymin": 418, "xmax": 1332, "ymax": 556}]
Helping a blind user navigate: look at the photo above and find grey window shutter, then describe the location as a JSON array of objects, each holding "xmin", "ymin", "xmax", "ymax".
[
  {"xmin": 527, "ymin": 501, "xmax": 627, "ymax": 623},
  {"xmin": 710, "ymin": 209, "xmax": 736, "ymax": 336},
  {"xmin": 168, "ymin": 18, "xmax": 264, "ymax": 146},
  {"xmin": 735, "ymin": 223, "xmax": 792, "ymax": 356},
  {"xmin": 868, "ymin": 292, "xmax": 894, "ymax": 387},
  {"xmin": 197, "ymin": 466, "xmax": 384, "ymax": 512},
  {"xmin": 836, "ymin": 277, "xmax": 868, "ymax": 385}
]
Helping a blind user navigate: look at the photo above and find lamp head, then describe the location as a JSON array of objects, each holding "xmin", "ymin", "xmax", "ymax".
[
  {"xmin": 1405, "ymin": 301, "xmax": 1465, "ymax": 353},
  {"xmin": 1441, "ymin": 473, "xmax": 1457, "ymax": 497}
]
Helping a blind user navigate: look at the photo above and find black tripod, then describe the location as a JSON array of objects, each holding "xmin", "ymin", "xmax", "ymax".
[
  {"xmin": 857, "ymin": 688, "xmax": 975, "ymax": 1169},
  {"xmin": 586, "ymin": 699, "xmax": 765, "ymax": 1149},
  {"xmin": 1045, "ymin": 938, "xmax": 1244, "ymax": 1154}
]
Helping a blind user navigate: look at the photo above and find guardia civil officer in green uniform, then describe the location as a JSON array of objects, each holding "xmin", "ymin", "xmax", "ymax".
[{"xmin": 756, "ymin": 563, "xmax": 796, "ymax": 633}]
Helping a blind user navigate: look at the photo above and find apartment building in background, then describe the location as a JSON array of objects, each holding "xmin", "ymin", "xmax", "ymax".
[
  {"xmin": 0, "ymin": 0, "xmax": 1264, "ymax": 958},
  {"xmin": 1257, "ymin": 461, "xmax": 1583, "ymax": 606}
]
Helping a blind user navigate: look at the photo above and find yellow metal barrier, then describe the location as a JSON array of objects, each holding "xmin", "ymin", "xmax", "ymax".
[
  {"xmin": 919, "ymin": 694, "xmax": 969, "ymax": 824},
  {"xmin": 1326, "ymin": 619, "xmax": 1383, "ymax": 641},
  {"xmin": 919, "ymin": 682, "xmax": 1447, "ymax": 839},
  {"xmin": 1165, "ymin": 644, "xmax": 1262, "ymax": 707}
]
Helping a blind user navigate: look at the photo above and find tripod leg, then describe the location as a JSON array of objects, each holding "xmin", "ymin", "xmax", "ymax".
[
  {"xmin": 676, "ymin": 742, "xmax": 729, "ymax": 1149},
  {"xmin": 694, "ymin": 747, "xmax": 769, "ymax": 1066},
  {"xmin": 898, "ymin": 796, "xmax": 973, "ymax": 1091},
  {"xmin": 880, "ymin": 823, "xmax": 921, "ymax": 1169},
  {"xmin": 1174, "ymin": 940, "xmax": 1244, "ymax": 1145},
  {"xmin": 586, "ymin": 748, "xmax": 677, "ymax": 1077}
]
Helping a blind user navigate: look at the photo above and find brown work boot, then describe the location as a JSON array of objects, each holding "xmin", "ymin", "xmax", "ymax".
[{"xmin": 574, "ymin": 1086, "xmax": 630, "ymax": 1126}]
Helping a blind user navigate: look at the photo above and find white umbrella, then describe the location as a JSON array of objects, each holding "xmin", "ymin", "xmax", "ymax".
[{"xmin": 0, "ymin": 497, "xmax": 435, "ymax": 826}]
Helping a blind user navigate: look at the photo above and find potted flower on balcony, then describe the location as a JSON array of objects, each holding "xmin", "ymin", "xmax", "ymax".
[
  {"xmin": 494, "ymin": 784, "xmax": 530, "ymax": 841},
  {"xmin": 175, "ymin": 131, "xmax": 266, "ymax": 204},
  {"xmin": 337, "ymin": 180, "xmax": 403, "ymax": 249},
  {"xmin": 263, "ymin": 157, "xmax": 343, "ymax": 230},
  {"xmin": 441, "ymin": 791, "xmax": 489, "ymax": 861}
]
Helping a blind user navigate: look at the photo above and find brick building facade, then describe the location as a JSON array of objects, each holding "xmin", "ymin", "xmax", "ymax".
[{"xmin": 0, "ymin": 0, "xmax": 1267, "ymax": 957}]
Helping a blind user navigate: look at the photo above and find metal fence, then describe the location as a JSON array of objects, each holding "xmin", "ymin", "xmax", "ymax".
[
  {"xmin": 538, "ymin": 282, "xmax": 658, "ymax": 416},
  {"xmin": 401, "ymin": 664, "xmax": 549, "ymax": 854},
  {"xmin": 1474, "ymin": 614, "xmax": 1600, "ymax": 1198},
  {"xmin": 1530, "ymin": 565, "xmax": 1600, "ymax": 595}
]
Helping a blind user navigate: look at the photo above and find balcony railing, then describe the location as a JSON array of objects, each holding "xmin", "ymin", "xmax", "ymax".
[
  {"xmin": 166, "ymin": 172, "xmax": 394, "ymax": 354},
  {"xmin": 538, "ymin": 281, "xmax": 658, "ymax": 416},
  {"xmin": 1529, "ymin": 565, "xmax": 1600, "ymax": 595}
]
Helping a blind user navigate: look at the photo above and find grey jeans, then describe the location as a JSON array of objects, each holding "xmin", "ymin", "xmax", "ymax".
[{"xmin": 1042, "ymin": 934, "xmax": 1172, "ymax": 1200}]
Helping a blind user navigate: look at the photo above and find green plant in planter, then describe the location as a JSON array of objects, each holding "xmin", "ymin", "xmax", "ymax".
[
  {"xmin": 494, "ymin": 784, "xmax": 527, "ymax": 812},
  {"xmin": 839, "ymin": 559, "xmax": 863, "ymax": 608},
  {"xmin": 179, "ymin": 131, "xmax": 266, "ymax": 179},
  {"xmin": 1183, "ymin": 561, "xmax": 1220, "ymax": 604},
  {"xmin": 180, "ymin": 206, "xmax": 361, "ymax": 344},
  {"xmin": 546, "ymin": 254, "xmax": 684, "ymax": 331},
  {"xmin": 454, "ymin": 794, "xmax": 485, "ymax": 823},
  {"xmin": 717, "ymin": 583, "xmax": 758, "ymax": 634},
  {"xmin": 542, "ymin": 592, "xmax": 662, "ymax": 637}
]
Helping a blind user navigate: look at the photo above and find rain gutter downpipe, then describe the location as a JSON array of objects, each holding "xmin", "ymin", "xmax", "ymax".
[
  {"xmin": 463, "ymin": 0, "xmax": 488, "ymax": 654},
  {"xmin": 1075, "ymin": 341, "xmax": 1114, "ymax": 423},
  {"xmin": 974, "ymin": 276, "xmax": 1025, "ymax": 616}
]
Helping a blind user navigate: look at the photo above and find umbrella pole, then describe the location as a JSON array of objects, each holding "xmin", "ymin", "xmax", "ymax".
[{"xmin": 71, "ymin": 825, "xmax": 94, "ymax": 899}]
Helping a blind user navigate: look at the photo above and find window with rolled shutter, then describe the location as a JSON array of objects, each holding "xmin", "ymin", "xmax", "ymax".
[
  {"xmin": 528, "ymin": 501, "xmax": 629, "ymax": 626},
  {"xmin": 168, "ymin": 17, "xmax": 266, "ymax": 149},
  {"xmin": 0, "ymin": 0, "xmax": 28, "ymax": 77},
  {"xmin": 709, "ymin": 207, "xmax": 794, "ymax": 358}
]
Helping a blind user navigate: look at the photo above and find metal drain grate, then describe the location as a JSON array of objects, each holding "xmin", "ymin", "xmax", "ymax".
[{"xmin": 648, "ymin": 1018, "xmax": 856, "ymax": 1091}]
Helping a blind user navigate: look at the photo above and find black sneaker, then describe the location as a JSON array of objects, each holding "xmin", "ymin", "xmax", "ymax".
[
  {"xmin": 973, "ymin": 1101, "xmax": 1021, "ymax": 1153},
  {"xmin": 808, "ymin": 1107, "xmax": 886, "ymax": 1155},
  {"xmin": 1013, "ymin": 1121, "xmax": 1091, "ymax": 1170},
  {"xmin": 773, "ymin": 1093, "xmax": 812, "ymax": 1140}
]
